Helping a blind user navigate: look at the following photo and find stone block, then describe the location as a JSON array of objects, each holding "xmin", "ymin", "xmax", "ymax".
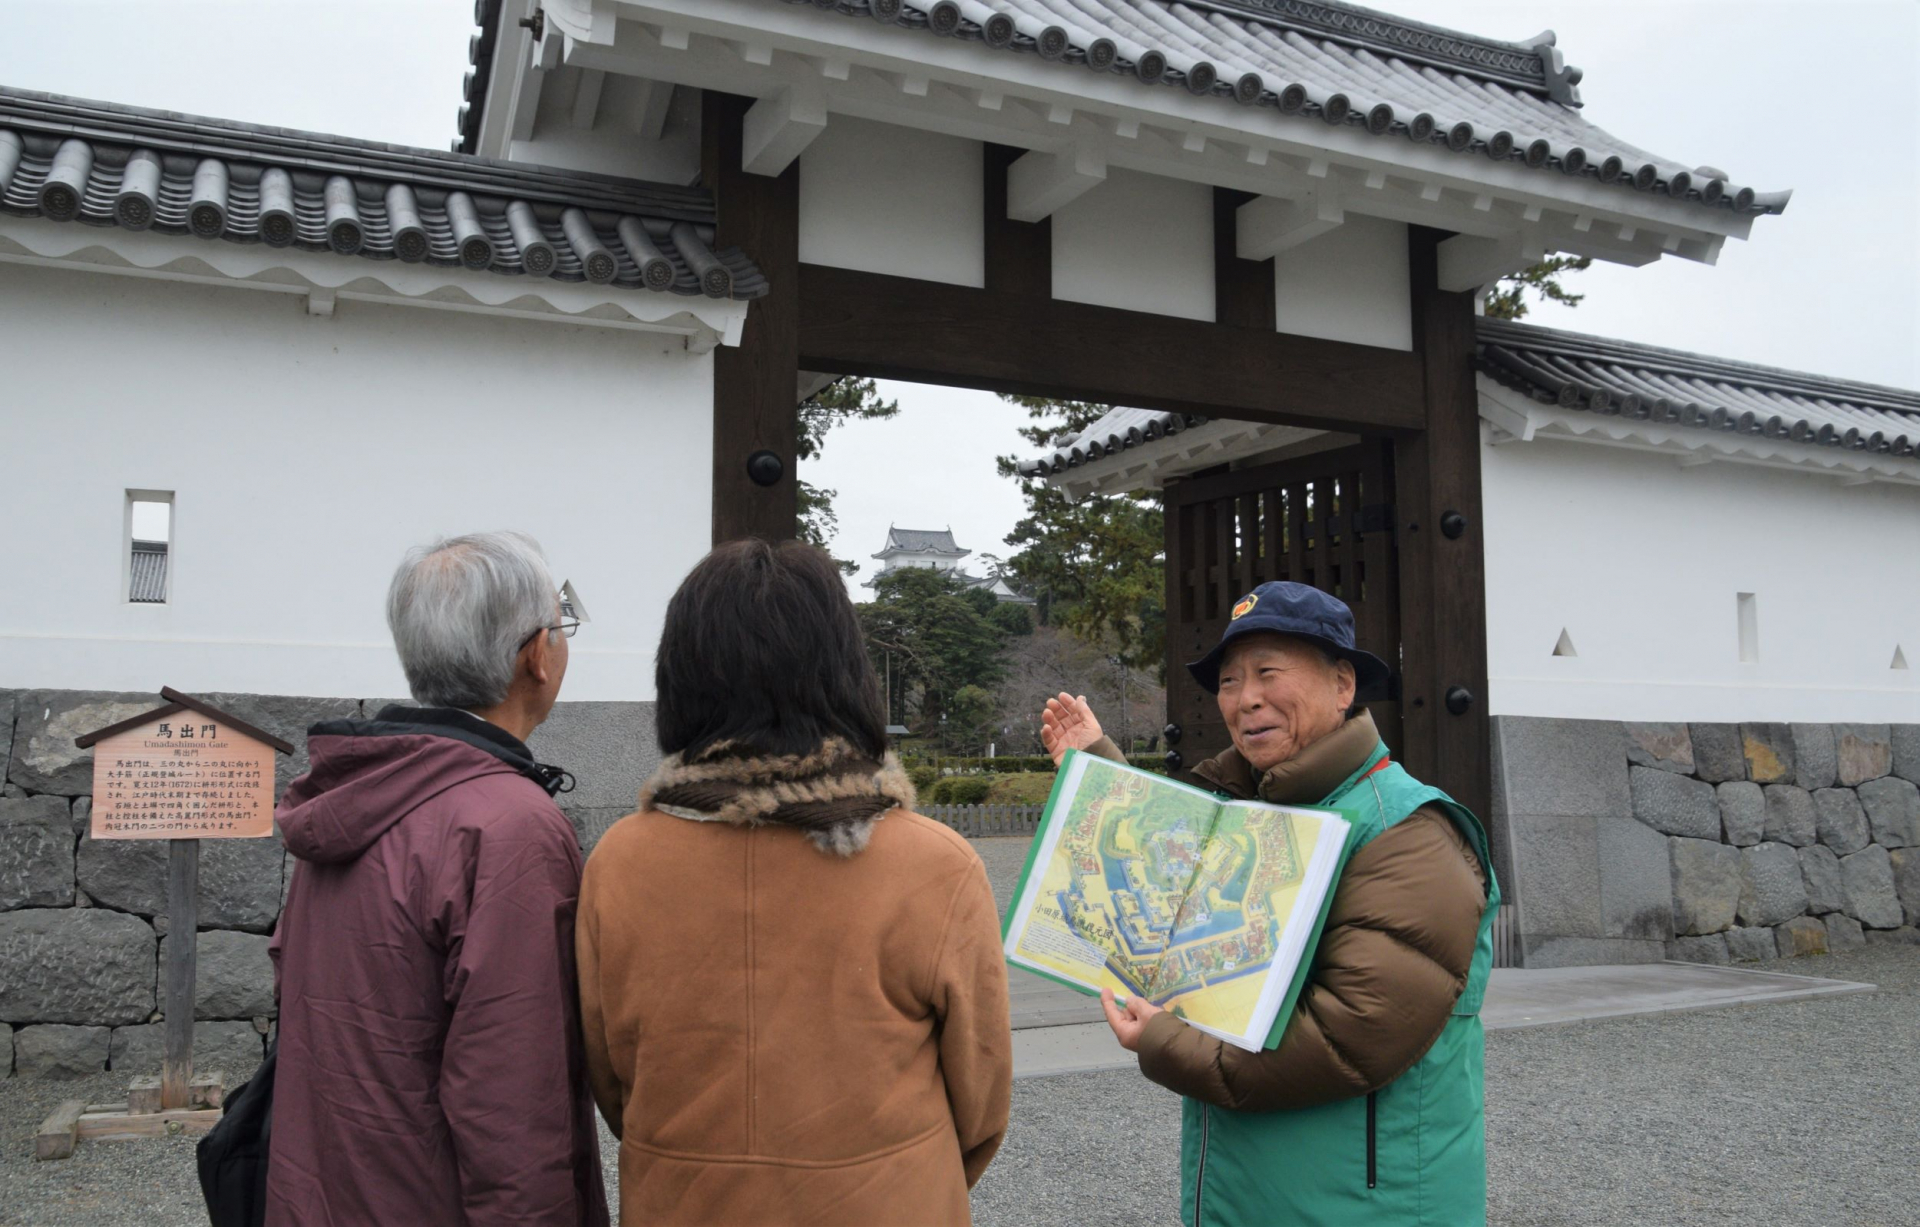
[
  {"xmin": 12, "ymin": 1024, "xmax": 110, "ymax": 1078},
  {"xmin": 1762, "ymin": 786, "xmax": 1817, "ymax": 847},
  {"xmin": 1736, "ymin": 842, "xmax": 1808, "ymax": 927},
  {"xmin": 1799, "ymin": 845, "xmax": 1845, "ymax": 915},
  {"xmin": 109, "ymin": 1019, "xmax": 263, "ymax": 1077},
  {"xmin": 1668, "ymin": 837, "xmax": 1740, "ymax": 936},
  {"xmin": 1716, "ymin": 782, "xmax": 1766, "ymax": 846},
  {"xmin": 7, "ymin": 689, "xmax": 165, "ymax": 796},
  {"xmin": 160, "ymin": 930, "xmax": 275, "ymax": 1020},
  {"xmin": 1740, "ymin": 724, "xmax": 1795, "ymax": 784},
  {"xmin": 0, "ymin": 690, "xmax": 15, "ymax": 795},
  {"xmin": 1775, "ymin": 915, "xmax": 1828, "ymax": 958},
  {"xmin": 1506, "ymin": 813, "xmax": 1601, "ymax": 937},
  {"xmin": 0, "ymin": 908, "xmax": 155, "ymax": 1024},
  {"xmin": 76, "ymin": 835, "xmax": 168, "ymax": 916},
  {"xmin": 197, "ymin": 834, "xmax": 287, "ymax": 932},
  {"xmin": 70, "ymin": 795, "xmax": 90, "ymax": 836},
  {"xmin": 560, "ymin": 806, "xmax": 633, "ymax": 855},
  {"xmin": 1688, "ymin": 724, "xmax": 1747, "ymax": 783},
  {"xmin": 1813, "ymin": 788, "xmax": 1871, "ymax": 855},
  {"xmin": 1891, "ymin": 725, "xmax": 1920, "ymax": 784},
  {"xmin": 1519, "ymin": 936, "xmax": 1666, "ymax": 969},
  {"xmin": 1725, "ymin": 925, "xmax": 1777, "ymax": 962},
  {"xmin": 1789, "ymin": 724, "xmax": 1837, "ymax": 791},
  {"xmin": 193, "ymin": 693, "xmax": 359, "ymax": 797},
  {"xmin": 1624, "ymin": 723, "xmax": 1693, "ymax": 774},
  {"xmin": 1864, "ymin": 926, "xmax": 1920, "ymax": 947},
  {"xmin": 1666, "ymin": 933, "xmax": 1729, "ymax": 965},
  {"xmin": 1891, "ymin": 848, "xmax": 1920, "ymax": 925},
  {"xmin": 77, "ymin": 831, "xmax": 284, "ymax": 930},
  {"xmin": 1596, "ymin": 810, "xmax": 1674, "ymax": 941},
  {"xmin": 1834, "ymin": 724, "xmax": 1892, "ymax": 787},
  {"xmin": 1822, "ymin": 913, "xmax": 1866, "ymax": 952},
  {"xmin": 1839, "ymin": 845, "xmax": 1903, "ymax": 929},
  {"xmin": 1858, "ymin": 776, "xmax": 1920, "ymax": 848},
  {"xmin": 1630, "ymin": 767, "xmax": 1718, "ymax": 839},
  {"xmin": 526, "ymin": 701, "xmax": 661, "ymax": 811},
  {"xmin": 0, "ymin": 796, "xmax": 75, "ymax": 909}
]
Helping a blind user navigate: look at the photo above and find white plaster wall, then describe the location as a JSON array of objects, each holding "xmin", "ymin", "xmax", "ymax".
[
  {"xmin": 0, "ymin": 264, "xmax": 713, "ymax": 701},
  {"xmin": 799, "ymin": 116, "xmax": 983, "ymax": 288},
  {"xmin": 1274, "ymin": 215, "xmax": 1410, "ymax": 351},
  {"xmin": 1052, "ymin": 167, "xmax": 1213, "ymax": 323},
  {"xmin": 1482, "ymin": 430, "xmax": 1920, "ymax": 722}
]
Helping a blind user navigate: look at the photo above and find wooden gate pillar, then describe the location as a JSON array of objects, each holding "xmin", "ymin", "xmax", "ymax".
[
  {"xmin": 1396, "ymin": 227, "xmax": 1491, "ymax": 819},
  {"xmin": 705, "ymin": 91, "xmax": 800, "ymax": 544}
]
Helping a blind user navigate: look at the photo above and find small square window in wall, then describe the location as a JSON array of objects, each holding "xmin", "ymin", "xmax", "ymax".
[{"xmin": 126, "ymin": 491, "xmax": 172, "ymax": 604}]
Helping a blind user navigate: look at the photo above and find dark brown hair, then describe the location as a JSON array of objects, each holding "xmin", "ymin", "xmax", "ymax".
[{"xmin": 655, "ymin": 538, "xmax": 887, "ymax": 761}]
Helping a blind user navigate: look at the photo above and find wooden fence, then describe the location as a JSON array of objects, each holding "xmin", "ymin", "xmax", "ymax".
[{"xmin": 924, "ymin": 804, "xmax": 1044, "ymax": 838}]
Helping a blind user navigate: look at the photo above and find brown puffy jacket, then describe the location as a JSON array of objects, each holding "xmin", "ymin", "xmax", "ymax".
[{"xmin": 1089, "ymin": 712, "xmax": 1486, "ymax": 1111}]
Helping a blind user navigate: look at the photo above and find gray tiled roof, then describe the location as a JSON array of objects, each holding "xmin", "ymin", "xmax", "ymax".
[
  {"xmin": 0, "ymin": 87, "xmax": 767, "ymax": 299},
  {"xmin": 778, "ymin": 1, "xmax": 1785, "ymax": 216},
  {"xmin": 876, "ymin": 527, "xmax": 970, "ymax": 556},
  {"xmin": 1477, "ymin": 319, "xmax": 1920, "ymax": 456},
  {"xmin": 129, "ymin": 541, "xmax": 167, "ymax": 604},
  {"xmin": 1019, "ymin": 406, "xmax": 1209, "ymax": 477},
  {"xmin": 1025, "ymin": 321, "xmax": 1920, "ymax": 479}
]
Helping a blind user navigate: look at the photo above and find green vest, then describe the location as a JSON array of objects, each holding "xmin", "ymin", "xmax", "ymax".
[{"xmin": 1178, "ymin": 743, "xmax": 1501, "ymax": 1227}]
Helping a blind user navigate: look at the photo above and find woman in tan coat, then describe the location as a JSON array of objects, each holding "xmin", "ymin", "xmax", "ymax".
[{"xmin": 577, "ymin": 539, "xmax": 1013, "ymax": 1226}]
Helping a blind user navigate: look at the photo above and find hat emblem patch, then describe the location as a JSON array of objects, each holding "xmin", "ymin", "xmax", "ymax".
[{"xmin": 1231, "ymin": 593, "xmax": 1259, "ymax": 620}]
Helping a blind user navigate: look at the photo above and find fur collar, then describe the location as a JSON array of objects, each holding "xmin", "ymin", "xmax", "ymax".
[{"xmin": 638, "ymin": 737, "xmax": 916, "ymax": 856}]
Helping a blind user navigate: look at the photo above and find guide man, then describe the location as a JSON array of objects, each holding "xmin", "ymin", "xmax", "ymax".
[{"xmin": 1041, "ymin": 581, "xmax": 1499, "ymax": 1226}]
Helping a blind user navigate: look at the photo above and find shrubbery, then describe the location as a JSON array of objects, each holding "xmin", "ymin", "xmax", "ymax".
[
  {"xmin": 926, "ymin": 776, "xmax": 993, "ymax": 805},
  {"xmin": 905, "ymin": 752, "xmax": 1169, "ymax": 777}
]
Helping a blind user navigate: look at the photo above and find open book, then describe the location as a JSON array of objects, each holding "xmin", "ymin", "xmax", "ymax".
[{"xmin": 1001, "ymin": 750, "xmax": 1355, "ymax": 1052}]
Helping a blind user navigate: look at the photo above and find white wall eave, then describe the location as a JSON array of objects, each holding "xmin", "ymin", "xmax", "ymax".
[
  {"xmin": 540, "ymin": 0, "xmax": 1771, "ymax": 286},
  {"xmin": 1479, "ymin": 378, "xmax": 1920, "ymax": 488},
  {"xmin": 0, "ymin": 216, "xmax": 749, "ymax": 349}
]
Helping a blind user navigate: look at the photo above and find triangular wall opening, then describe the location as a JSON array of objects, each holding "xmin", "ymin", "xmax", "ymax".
[
  {"xmin": 1552, "ymin": 628, "xmax": 1578, "ymax": 658},
  {"xmin": 1894, "ymin": 644, "xmax": 1910, "ymax": 671}
]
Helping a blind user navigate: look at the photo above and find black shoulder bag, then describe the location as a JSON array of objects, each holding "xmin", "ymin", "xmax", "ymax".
[{"xmin": 195, "ymin": 1036, "xmax": 276, "ymax": 1227}]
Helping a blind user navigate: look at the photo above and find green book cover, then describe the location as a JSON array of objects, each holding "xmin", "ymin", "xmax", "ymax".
[{"xmin": 1001, "ymin": 749, "xmax": 1357, "ymax": 1053}]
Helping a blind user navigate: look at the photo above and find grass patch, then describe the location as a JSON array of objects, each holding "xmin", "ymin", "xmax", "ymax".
[{"xmin": 986, "ymin": 772, "xmax": 1059, "ymax": 805}]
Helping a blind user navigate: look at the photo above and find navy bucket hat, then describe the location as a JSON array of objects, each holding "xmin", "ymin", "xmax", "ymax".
[{"xmin": 1187, "ymin": 581, "xmax": 1391, "ymax": 698}]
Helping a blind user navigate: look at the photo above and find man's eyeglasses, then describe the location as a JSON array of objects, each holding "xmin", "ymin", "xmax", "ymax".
[{"xmin": 517, "ymin": 579, "xmax": 589, "ymax": 653}]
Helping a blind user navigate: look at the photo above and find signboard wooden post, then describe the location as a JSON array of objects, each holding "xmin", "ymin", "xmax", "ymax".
[{"xmin": 36, "ymin": 688, "xmax": 290, "ymax": 1161}]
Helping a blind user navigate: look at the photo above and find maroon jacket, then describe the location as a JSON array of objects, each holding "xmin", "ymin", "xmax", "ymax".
[{"xmin": 267, "ymin": 707, "xmax": 609, "ymax": 1227}]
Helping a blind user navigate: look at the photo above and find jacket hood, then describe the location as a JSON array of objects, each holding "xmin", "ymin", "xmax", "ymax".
[{"xmin": 279, "ymin": 706, "xmax": 572, "ymax": 864}]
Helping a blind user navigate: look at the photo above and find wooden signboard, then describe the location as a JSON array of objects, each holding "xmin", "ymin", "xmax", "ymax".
[
  {"xmin": 39, "ymin": 688, "xmax": 291, "ymax": 1161},
  {"xmin": 90, "ymin": 714, "xmax": 276, "ymax": 840}
]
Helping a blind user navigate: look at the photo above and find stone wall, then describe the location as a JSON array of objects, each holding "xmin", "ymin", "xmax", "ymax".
[
  {"xmin": 1497, "ymin": 717, "xmax": 1920, "ymax": 968},
  {"xmin": 0, "ymin": 688, "xmax": 657, "ymax": 1077}
]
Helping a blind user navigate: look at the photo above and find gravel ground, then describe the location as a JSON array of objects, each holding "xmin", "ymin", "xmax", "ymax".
[{"xmin": 5, "ymin": 913, "xmax": 1913, "ymax": 1225}]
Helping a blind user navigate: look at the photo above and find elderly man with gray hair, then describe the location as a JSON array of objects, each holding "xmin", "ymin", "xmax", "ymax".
[{"xmin": 267, "ymin": 532, "xmax": 609, "ymax": 1227}]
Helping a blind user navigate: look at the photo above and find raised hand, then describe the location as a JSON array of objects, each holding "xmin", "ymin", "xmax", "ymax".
[{"xmin": 1039, "ymin": 692, "xmax": 1105, "ymax": 767}]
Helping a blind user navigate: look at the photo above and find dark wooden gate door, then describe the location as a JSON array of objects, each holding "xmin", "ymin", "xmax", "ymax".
[{"xmin": 1163, "ymin": 440, "xmax": 1400, "ymax": 768}]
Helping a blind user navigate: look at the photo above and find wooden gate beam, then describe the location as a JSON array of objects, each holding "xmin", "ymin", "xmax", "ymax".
[
  {"xmin": 796, "ymin": 264, "xmax": 1426, "ymax": 434},
  {"xmin": 706, "ymin": 91, "xmax": 800, "ymax": 544},
  {"xmin": 1395, "ymin": 226, "xmax": 1491, "ymax": 820}
]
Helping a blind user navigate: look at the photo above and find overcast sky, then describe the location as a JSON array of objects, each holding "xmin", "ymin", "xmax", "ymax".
[{"xmin": 6, "ymin": 1, "xmax": 1913, "ymax": 591}]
